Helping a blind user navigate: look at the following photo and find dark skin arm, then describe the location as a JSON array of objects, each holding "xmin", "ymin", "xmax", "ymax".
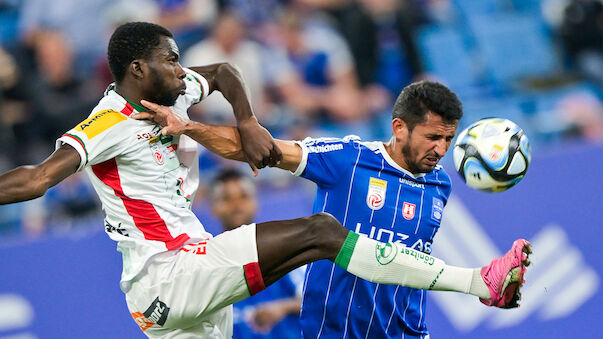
[
  {"xmin": 135, "ymin": 101, "xmax": 302, "ymax": 174},
  {"xmin": 188, "ymin": 63, "xmax": 282, "ymax": 171},
  {"xmin": 0, "ymin": 144, "xmax": 81, "ymax": 204}
]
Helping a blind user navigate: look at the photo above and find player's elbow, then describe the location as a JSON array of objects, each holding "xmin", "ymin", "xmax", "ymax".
[{"xmin": 216, "ymin": 62, "xmax": 242, "ymax": 78}]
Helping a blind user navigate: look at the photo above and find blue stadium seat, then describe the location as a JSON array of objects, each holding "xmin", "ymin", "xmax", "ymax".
[
  {"xmin": 417, "ymin": 25, "xmax": 481, "ymax": 89},
  {"xmin": 452, "ymin": 0, "xmax": 509, "ymax": 16},
  {"xmin": 467, "ymin": 13, "xmax": 559, "ymax": 86},
  {"xmin": 0, "ymin": 10, "xmax": 19, "ymax": 45}
]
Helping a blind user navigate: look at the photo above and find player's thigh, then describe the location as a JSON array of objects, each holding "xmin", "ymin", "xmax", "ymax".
[
  {"xmin": 126, "ymin": 223, "xmax": 261, "ymax": 332},
  {"xmin": 137, "ymin": 307, "xmax": 232, "ymax": 339}
]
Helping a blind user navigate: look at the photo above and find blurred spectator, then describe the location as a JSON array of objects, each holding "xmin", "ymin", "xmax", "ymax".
[
  {"xmin": 334, "ymin": 0, "xmax": 426, "ymax": 96},
  {"xmin": 559, "ymin": 0, "xmax": 603, "ymax": 83},
  {"xmin": 276, "ymin": 8, "xmax": 367, "ymax": 125},
  {"xmin": 559, "ymin": 90, "xmax": 603, "ymax": 140},
  {"xmin": 210, "ymin": 169, "xmax": 303, "ymax": 338},
  {"xmin": 183, "ymin": 11, "xmax": 276, "ymax": 123},
  {"xmin": 13, "ymin": 29, "xmax": 100, "ymax": 163},
  {"xmin": 18, "ymin": 0, "xmax": 116, "ymax": 76},
  {"xmin": 218, "ymin": 0, "xmax": 282, "ymax": 29},
  {"xmin": 44, "ymin": 172, "xmax": 100, "ymax": 227},
  {"xmin": 0, "ymin": 45, "xmax": 21, "ymax": 170}
]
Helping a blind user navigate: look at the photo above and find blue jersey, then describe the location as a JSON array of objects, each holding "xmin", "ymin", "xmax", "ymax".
[
  {"xmin": 294, "ymin": 136, "xmax": 451, "ymax": 339},
  {"xmin": 233, "ymin": 269, "xmax": 304, "ymax": 339}
]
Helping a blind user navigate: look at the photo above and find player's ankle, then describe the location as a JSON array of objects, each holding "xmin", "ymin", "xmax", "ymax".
[{"xmin": 470, "ymin": 268, "xmax": 490, "ymax": 299}]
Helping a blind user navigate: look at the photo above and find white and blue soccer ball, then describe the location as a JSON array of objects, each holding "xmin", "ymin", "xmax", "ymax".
[{"xmin": 453, "ymin": 118, "xmax": 531, "ymax": 193}]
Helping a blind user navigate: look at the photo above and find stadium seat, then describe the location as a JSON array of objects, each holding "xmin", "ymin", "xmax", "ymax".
[
  {"xmin": 452, "ymin": 0, "xmax": 509, "ymax": 16},
  {"xmin": 467, "ymin": 13, "xmax": 559, "ymax": 86},
  {"xmin": 0, "ymin": 9, "xmax": 19, "ymax": 45},
  {"xmin": 417, "ymin": 25, "xmax": 482, "ymax": 90}
]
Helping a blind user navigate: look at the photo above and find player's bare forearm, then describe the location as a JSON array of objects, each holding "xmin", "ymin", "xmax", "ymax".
[
  {"xmin": 179, "ymin": 121, "xmax": 301, "ymax": 172},
  {"xmin": 136, "ymin": 100, "xmax": 297, "ymax": 172},
  {"xmin": 189, "ymin": 63, "xmax": 254, "ymax": 122},
  {"xmin": 0, "ymin": 145, "xmax": 80, "ymax": 204},
  {"xmin": 188, "ymin": 63, "xmax": 282, "ymax": 169},
  {"xmin": 184, "ymin": 122, "xmax": 301, "ymax": 172},
  {"xmin": 184, "ymin": 122, "xmax": 246, "ymax": 162}
]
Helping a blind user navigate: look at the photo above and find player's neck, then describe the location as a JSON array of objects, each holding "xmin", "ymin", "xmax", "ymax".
[
  {"xmin": 114, "ymin": 83, "xmax": 145, "ymax": 110},
  {"xmin": 384, "ymin": 137, "xmax": 413, "ymax": 174}
]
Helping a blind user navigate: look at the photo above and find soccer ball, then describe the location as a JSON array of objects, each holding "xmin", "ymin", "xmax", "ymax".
[{"xmin": 453, "ymin": 118, "xmax": 531, "ymax": 192}]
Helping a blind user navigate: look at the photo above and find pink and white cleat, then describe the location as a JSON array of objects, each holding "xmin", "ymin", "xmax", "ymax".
[{"xmin": 480, "ymin": 239, "xmax": 532, "ymax": 308}]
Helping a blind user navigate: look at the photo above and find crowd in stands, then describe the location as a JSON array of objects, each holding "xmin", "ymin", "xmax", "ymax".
[{"xmin": 0, "ymin": 0, "xmax": 601, "ymax": 238}]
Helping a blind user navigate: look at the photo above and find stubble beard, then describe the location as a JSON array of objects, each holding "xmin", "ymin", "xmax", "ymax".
[{"xmin": 149, "ymin": 68, "xmax": 179, "ymax": 107}]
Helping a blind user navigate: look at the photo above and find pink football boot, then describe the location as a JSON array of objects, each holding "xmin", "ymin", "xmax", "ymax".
[{"xmin": 480, "ymin": 239, "xmax": 532, "ymax": 308}]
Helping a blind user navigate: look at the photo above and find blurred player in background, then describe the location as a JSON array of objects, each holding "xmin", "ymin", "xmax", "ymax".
[
  {"xmin": 0, "ymin": 21, "xmax": 530, "ymax": 338},
  {"xmin": 137, "ymin": 80, "xmax": 533, "ymax": 338},
  {"xmin": 211, "ymin": 168, "xmax": 303, "ymax": 338}
]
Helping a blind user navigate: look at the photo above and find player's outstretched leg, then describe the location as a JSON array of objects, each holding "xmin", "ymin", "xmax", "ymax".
[
  {"xmin": 255, "ymin": 212, "xmax": 532, "ymax": 309},
  {"xmin": 255, "ymin": 212, "xmax": 348, "ymax": 286},
  {"xmin": 479, "ymin": 239, "xmax": 532, "ymax": 308}
]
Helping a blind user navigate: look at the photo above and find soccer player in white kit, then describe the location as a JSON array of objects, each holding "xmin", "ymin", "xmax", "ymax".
[{"xmin": 0, "ymin": 22, "xmax": 531, "ymax": 338}]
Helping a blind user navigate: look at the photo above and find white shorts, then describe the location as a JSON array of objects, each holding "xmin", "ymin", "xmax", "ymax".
[{"xmin": 125, "ymin": 223, "xmax": 266, "ymax": 338}]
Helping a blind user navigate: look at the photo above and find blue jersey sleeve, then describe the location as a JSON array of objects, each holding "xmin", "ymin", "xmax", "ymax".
[{"xmin": 292, "ymin": 135, "xmax": 361, "ymax": 188}]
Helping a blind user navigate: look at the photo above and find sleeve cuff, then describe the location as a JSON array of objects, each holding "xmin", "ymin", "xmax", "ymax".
[
  {"xmin": 56, "ymin": 134, "xmax": 87, "ymax": 171},
  {"xmin": 184, "ymin": 67, "xmax": 210, "ymax": 103},
  {"xmin": 291, "ymin": 140, "xmax": 309, "ymax": 177},
  {"xmin": 198, "ymin": 74, "xmax": 210, "ymax": 101}
]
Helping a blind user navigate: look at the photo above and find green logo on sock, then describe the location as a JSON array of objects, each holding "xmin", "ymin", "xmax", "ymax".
[{"xmin": 376, "ymin": 242, "xmax": 398, "ymax": 265}]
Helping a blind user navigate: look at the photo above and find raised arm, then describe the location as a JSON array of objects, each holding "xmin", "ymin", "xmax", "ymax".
[
  {"xmin": 134, "ymin": 101, "xmax": 302, "ymax": 173},
  {"xmin": 188, "ymin": 63, "xmax": 282, "ymax": 170},
  {"xmin": 0, "ymin": 144, "xmax": 81, "ymax": 204}
]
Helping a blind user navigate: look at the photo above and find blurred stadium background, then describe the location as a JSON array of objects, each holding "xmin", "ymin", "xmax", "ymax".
[{"xmin": 0, "ymin": 0, "xmax": 601, "ymax": 338}]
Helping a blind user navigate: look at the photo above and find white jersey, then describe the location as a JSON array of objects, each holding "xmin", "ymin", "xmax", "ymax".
[{"xmin": 56, "ymin": 68, "xmax": 211, "ymax": 291}]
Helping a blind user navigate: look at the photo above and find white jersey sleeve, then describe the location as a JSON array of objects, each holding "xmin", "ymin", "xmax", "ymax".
[
  {"xmin": 56, "ymin": 109, "xmax": 131, "ymax": 171},
  {"xmin": 182, "ymin": 67, "xmax": 210, "ymax": 107}
]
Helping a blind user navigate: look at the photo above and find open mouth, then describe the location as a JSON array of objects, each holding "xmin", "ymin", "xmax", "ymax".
[
  {"xmin": 178, "ymin": 82, "xmax": 186, "ymax": 95},
  {"xmin": 425, "ymin": 157, "xmax": 439, "ymax": 165}
]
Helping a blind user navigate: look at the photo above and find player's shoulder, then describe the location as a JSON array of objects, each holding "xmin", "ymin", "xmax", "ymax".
[
  {"xmin": 426, "ymin": 165, "xmax": 453, "ymax": 189},
  {"xmin": 304, "ymin": 135, "xmax": 377, "ymax": 156},
  {"xmin": 72, "ymin": 95, "xmax": 135, "ymax": 137}
]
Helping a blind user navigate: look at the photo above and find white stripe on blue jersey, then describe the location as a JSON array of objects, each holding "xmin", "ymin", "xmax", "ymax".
[{"xmin": 295, "ymin": 136, "xmax": 452, "ymax": 339}]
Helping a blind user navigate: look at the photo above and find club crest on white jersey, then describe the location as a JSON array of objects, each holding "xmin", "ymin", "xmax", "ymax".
[{"xmin": 366, "ymin": 177, "xmax": 387, "ymax": 210}]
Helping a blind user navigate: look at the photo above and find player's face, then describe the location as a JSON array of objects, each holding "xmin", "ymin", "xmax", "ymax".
[
  {"xmin": 400, "ymin": 112, "xmax": 458, "ymax": 173},
  {"xmin": 211, "ymin": 179, "xmax": 257, "ymax": 232},
  {"xmin": 143, "ymin": 37, "xmax": 186, "ymax": 107}
]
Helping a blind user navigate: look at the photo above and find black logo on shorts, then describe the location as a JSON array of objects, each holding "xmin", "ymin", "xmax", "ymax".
[
  {"xmin": 143, "ymin": 297, "xmax": 169, "ymax": 326},
  {"xmin": 105, "ymin": 222, "xmax": 129, "ymax": 236}
]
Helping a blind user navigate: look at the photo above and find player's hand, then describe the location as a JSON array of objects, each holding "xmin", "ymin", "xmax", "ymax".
[
  {"xmin": 237, "ymin": 118, "xmax": 282, "ymax": 173},
  {"xmin": 249, "ymin": 302, "xmax": 288, "ymax": 334},
  {"xmin": 132, "ymin": 100, "xmax": 190, "ymax": 136}
]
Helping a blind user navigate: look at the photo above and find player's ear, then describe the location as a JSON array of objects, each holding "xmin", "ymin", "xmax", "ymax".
[
  {"xmin": 130, "ymin": 60, "xmax": 144, "ymax": 79},
  {"xmin": 392, "ymin": 118, "xmax": 408, "ymax": 140}
]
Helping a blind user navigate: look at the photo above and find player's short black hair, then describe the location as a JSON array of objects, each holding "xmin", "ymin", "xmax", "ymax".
[
  {"xmin": 392, "ymin": 81, "xmax": 463, "ymax": 131},
  {"xmin": 107, "ymin": 22, "xmax": 173, "ymax": 83},
  {"xmin": 213, "ymin": 168, "xmax": 247, "ymax": 184},
  {"xmin": 211, "ymin": 168, "xmax": 256, "ymax": 198}
]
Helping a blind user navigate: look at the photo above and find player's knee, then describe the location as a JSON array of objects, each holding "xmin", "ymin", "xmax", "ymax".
[{"xmin": 306, "ymin": 212, "xmax": 342, "ymax": 239}]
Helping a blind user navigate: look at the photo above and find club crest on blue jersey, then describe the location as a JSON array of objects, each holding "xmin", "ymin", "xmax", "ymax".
[
  {"xmin": 402, "ymin": 202, "xmax": 416, "ymax": 220},
  {"xmin": 366, "ymin": 177, "xmax": 387, "ymax": 210},
  {"xmin": 432, "ymin": 198, "xmax": 444, "ymax": 221}
]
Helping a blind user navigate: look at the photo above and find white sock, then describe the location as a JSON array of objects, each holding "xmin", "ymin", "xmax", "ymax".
[{"xmin": 334, "ymin": 232, "xmax": 489, "ymax": 298}]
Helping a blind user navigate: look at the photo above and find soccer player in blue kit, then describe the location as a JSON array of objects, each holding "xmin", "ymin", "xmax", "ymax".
[{"xmin": 134, "ymin": 80, "xmax": 532, "ymax": 338}]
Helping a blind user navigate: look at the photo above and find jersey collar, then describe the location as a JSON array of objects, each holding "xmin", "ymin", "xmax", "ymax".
[
  {"xmin": 376, "ymin": 142, "xmax": 426, "ymax": 179},
  {"xmin": 105, "ymin": 84, "xmax": 148, "ymax": 114}
]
